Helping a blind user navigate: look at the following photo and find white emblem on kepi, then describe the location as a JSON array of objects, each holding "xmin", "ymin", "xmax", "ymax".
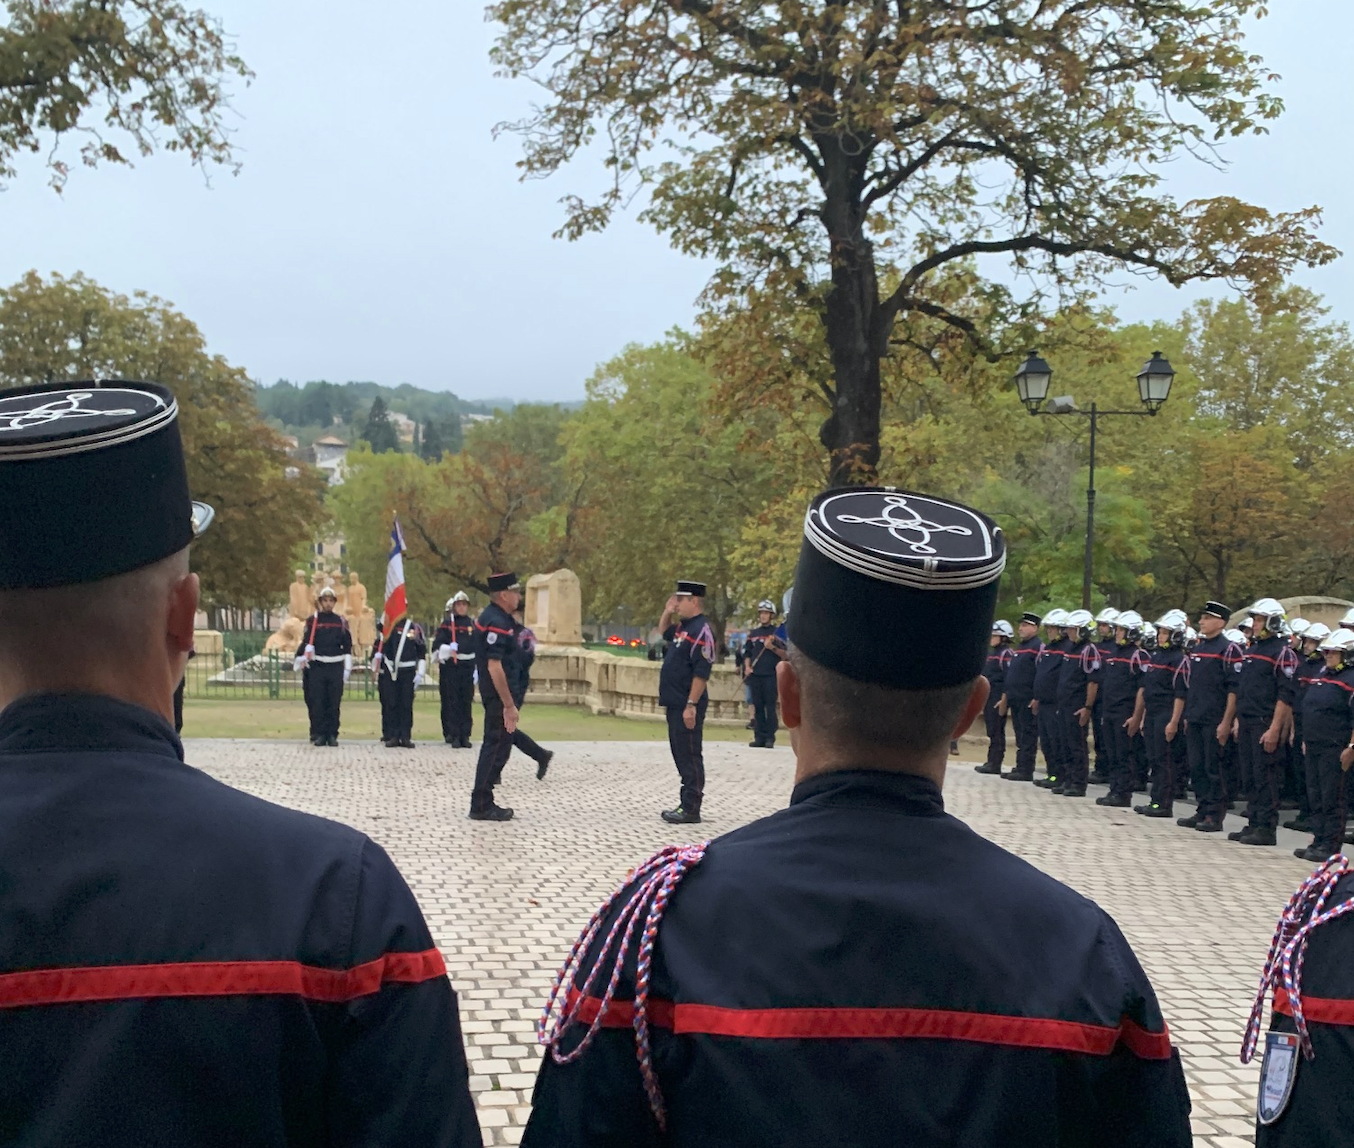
[{"xmin": 1257, "ymin": 1030, "xmax": 1299, "ymax": 1125}]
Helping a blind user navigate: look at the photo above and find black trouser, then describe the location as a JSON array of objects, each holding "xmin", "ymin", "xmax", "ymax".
[
  {"xmin": 1036, "ymin": 703, "xmax": 1063, "ymax": 777},
  {"xmin": 1103, "ymin": 707, "xmax": 1135, "ymax": 798},
  {"xmin": 1059, "ymin": 706, "xmax": 1088, "ymax": 789},
  {"xmin": 472, "ymin": 698, "xmax": 515, "ymax": 812},
  {"xmin": 1009, "ymin": 699, "xmax": 1037, "ymax": 776},
  {"xmin": 1144, "ymin": 707, "xmax": 1178, "ymax": 808},
  {"xmin": 748, "ymin": 674, "xmax": 779, "ymax": 747},
  {"xmin": 1185, "ymin": 716, "xmax": 1226, "ymax": 822},
  {"xmin": 666, "ymin": 698, "xmax": 707, "ymax": 813},
  {"xmin": 1129, "ymin": 730, "xmax": 1147, "ymax": 789},
  {"xmin": 491, "ymin": 728, "xmax": 550, "ymax": 786},
  {"xmin": 1239, "ymin": 716, "xmax": 1284, "ymax": 831},
  {"xmin": 305, "ymin": 663, "xmax": 344, "ymax": 741},
  {"xmin": 440, "ymin": 665, "xmax": 476, "ymax": 742},
  {"xmin": 1222, "ymin": 735, "xmax": 1240, "ymax": 803},
  {"xmin": 1305, "ymin": 742, "xmax": 1348, "ymax": 853},
  {"xmin": 1091, "ymin": 695, "xmax": 1106, "ymax": 771},
  {"xmin": 1291, "ymin": 722, "xmax": 1311, "ymax": 818},
  {"xmin": 386, "ymin": 670, "xmax": 417, "ymax": 742},
  {"xmin": 983, "ymin": 693, "xmax": 1006, "ymax": 768},
  {"xmin": 173, "ymin": 677, "xmax": 185, "ymax": 734},
  {"xmin": 377, "ymin": 671, "xmax": 393, "ymax": 742}
]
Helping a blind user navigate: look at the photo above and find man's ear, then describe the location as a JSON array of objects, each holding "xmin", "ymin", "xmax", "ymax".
[
  {"xmin": 949, "ymin": 676, "xmax": 990, "ymax": 741},
  {"xmin": 166, "ymin": 572, "xmax": 199, "ymax": 656},
  {"xmin": 778, "ymin": 658, "xmax": 801, "ymax": 729}
]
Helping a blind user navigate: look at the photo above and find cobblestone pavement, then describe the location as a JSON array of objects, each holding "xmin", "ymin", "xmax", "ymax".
[{"xmin": 186, "ymin": 736, "xmax": 1326, "ymax": 1146}]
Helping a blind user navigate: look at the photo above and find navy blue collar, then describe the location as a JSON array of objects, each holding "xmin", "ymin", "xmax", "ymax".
[
  {"xmin": 0, "ymin": 693, "xmax": 183, "ymax": 761},
  {"xmin": 790, "ymin": 769, "xmax": 946, "ymax": 816}
]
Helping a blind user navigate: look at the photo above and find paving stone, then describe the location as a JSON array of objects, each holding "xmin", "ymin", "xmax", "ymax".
[{"xmin": 185, "ymin": 737, "xmax": 1316, "ymax": 1146}]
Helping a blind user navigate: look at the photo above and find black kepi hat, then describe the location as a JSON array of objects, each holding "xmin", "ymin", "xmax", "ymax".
[
  {"xmin": 0, "ymin": 380, "xmax": 212, "ymax": 591},
  {"xmin": 676, "ymin": 580, "xmax": 707, "ymax": 597},
  {"xmin": 487, "ymin": 571, "xmax": 521, "ymax": 593},
  {"xmin": 788, "ymin": 487, "xmax": 1006, "ymax": 690},
  {"xmin": 1021, "ymin": 611, "xmax": 1043, "ymax": 626},
  {"xmin": 1201, "ymin": 600, "xmax": 1230, "ymax": 620}
]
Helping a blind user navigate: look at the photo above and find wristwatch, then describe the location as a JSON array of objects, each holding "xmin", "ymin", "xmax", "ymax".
[{"xmin": 685, "ymin": 701, "xmax": 697, "ymax": 708}]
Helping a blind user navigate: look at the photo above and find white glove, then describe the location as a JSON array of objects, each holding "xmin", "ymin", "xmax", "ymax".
[
  {"xmin": 448, "ymin": 641, "xmax": 458, "ymax": 655},
  {"xmin": 371, "ymin": 653, "xmax": 382, "ymax": 674},
  {"xmin": 292, "ymin": 657, "xmax": 306, "ymax": 673},
  {"xmin": 435, "ymin": 645, "xmax": 450, "ymax": 664},
  {"xmin": 304, "ymin": 643, "xmax": 316, "ymax": 661},
  {"xmin": 343, "ymin": 654, "xmax": 353, "ymax": 683},
  {"xmin": 472, "ymin": 669, "xmax": 479, "ymax": 687},
  {"xmin": 414, "ymin": 659, "xmax": 427, "ymax": 688}
]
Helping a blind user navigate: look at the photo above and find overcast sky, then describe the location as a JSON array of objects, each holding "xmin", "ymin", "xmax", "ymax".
[{"xmin": 0, "ymin": 1, "xmax": 1349, "ymax": 403}]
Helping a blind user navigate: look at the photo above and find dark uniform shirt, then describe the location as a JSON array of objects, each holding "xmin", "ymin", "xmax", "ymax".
[
  {"xmin": 742, "ymin": 625, "xmax": 784, "ymax": 678},
  {"xmin": 1140, "ymin": 647, "xmax": 1187, "ymax": 715},
  {"xmin": 1033, "ymin": 638, "xmax": 1069, "ymax": 705},
  {"xmin": 524, "ymin": 770, "xmax": 1191, "ymax": 1147},
  {"xmin": 1183, "ymin": 633, "xmax": 1237, "ymax": 722},
  {"xmin": 476, "ymin": 602, "xmax": 524, "ymax": 702},
  {"xmin": 0, "ymin": 693, "xmax": 479, "ymax": 1148},
  {"xmin": 1056, "ymin": 639, "xmax": 1099, "ymax": 710},
  {"xmin": 1300, "ymin": 664, "xmax": 1354, "ymax": 747},
  {"xmin": 432, "ymin": 613, "xmax": 477, "ymax": 668},
  {"xmin": 1097, "ymin": 643, "xmax": 1143, "ymax": 714},
  {"xmin": 659, "ymin": 614, "xmax": 714, "ymax": 709},
  {"xmin": 983, "ymin": 643, "xmax": 1011, "ymax": 694},
  {"xmin": 293, "ymin": 609, "xmax": 353, "ymax": 661},
  {"xmin": 1234, "ymin": 635, "xmax": 1298, "ymax": 723},
  {"xmin": 1292, "ymin": 653, "xmax": 1326, "ymax": 744},
  {"xmin": 508, "ymin": 627, "xmax": 537, "ymax": 706},
  {"xmin": 382, "ymin": 619, "xmax": 426, "ymax": 678},
  {"xmin": 1003, "ymin": 636, "xmax": 1041, "ymax": 702}
]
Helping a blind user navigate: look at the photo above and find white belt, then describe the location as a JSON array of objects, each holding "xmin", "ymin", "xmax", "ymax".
[
  {"xmin": 394, "ymin": 661, "xmax": 419, "ymax": 668},
  {"xmin": 313, "ymin": 655, "xmax": 347, "ymax": 664},
  {"xmin": 449, "ymin": 653, "xmax": 476, "ymax": 661}
]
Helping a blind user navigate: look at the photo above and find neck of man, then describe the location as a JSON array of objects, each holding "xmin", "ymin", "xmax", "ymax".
[
  {"xmin": 0, "ymin": 657, "xmax": 180, "ymax": 728},
  {"xmin": 790, "ymin": 729, "xmax": 947, "ymax": 790}
]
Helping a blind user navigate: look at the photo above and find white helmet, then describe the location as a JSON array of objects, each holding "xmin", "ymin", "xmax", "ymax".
[
  {"xmin": 1319, "ymin": 627, "xmax": 1354, "ymax": 654},
  {"xmin": 1095, "ymin": 607, "xmax": 1120, "ymax": 625},
  {"xmin": 1154, "ymin": 609, "xmax": 1188, "ymax": 646},
  {"xmin": 1341, "ymin": 607, "xmax": 1354, "ymax": 627},
  {"xmin": 1224, "ymin": 628, "xmax": 1249, "ymax": 646},
  {"xmin": 1065, "ymin": 609, "xmax": 1094, "ymax": 634},
  {"xmin": 757, "ymin": 599, "xmax": 777, "ymax": 613},
  {"xmin": 1185, "ymin": 626, "xmax": 1198, "ymax": 645},
  {"xmin": 1116, "ymin": 610, "xmax": 1145, "ymax": 636},
  {"xmin": 1248, "ymin": 598, "xmax": 1286, "ymax": 632},
  {"xmin": 1044, "ymin": 608, "xmax": 1070, "ymax": 627},
  {"xmin": 1304, "ymin": 622, "xmax": 1332, "ymax": 644},
  {"xmin": 1290, "ymin": 618, "xmax": 1310, "ymax": 638},
  {"xmin": 446, "ymin": 591, "xmax": 469, "ymax": 609},
  {"xmin": 993, "ymin": 619, "xmax": 1014, "ymax": 638}
]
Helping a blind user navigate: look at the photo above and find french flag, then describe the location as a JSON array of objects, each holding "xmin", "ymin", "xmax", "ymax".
[{"xmin": 383, "ymin": 518, "xmax": 407, "ymax": 628}]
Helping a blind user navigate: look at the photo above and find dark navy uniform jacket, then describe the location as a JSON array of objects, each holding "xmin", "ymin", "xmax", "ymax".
[
  {"xmin": 1183, "ymin": 633, "xmax": 1236, "ymax": 723},
  {"xmin": 1292, "ymin": 653, "xmax": 1326, "ymax": 745},
  {"xmin": 1056, "ymin": 640, "xmax": 1099, "ymax": 711},
  {"xmin": 1300, "ymin": 664, "xmax": 1354, "ymax": 747},
  {"xmin": 1140, "ymin": 648, "xmax": 1187, "ymax": 716},
  {"xmin": 382, "ymin": 619, "xmax": 426, "ymax": 679},
  {"xmin": 1096, "ymin": 643, "xmax": 1142, "ymax": 716},
  {"xmin": 1234, "ymin": 635, "xmax": 1298, "ymax": 723},
  {"xmin": 0, "ymin": 693, "xmax": 480, "ymax": 1148},
  {"xmin": 475, "ymin": 603, "xmax": 524, "ymax": 703},
  {"xmin": 742, "ymin": 624, "xmax": 784, "ymax": 678},
  {"xmin": 1033, "ymin": 638, "xmax": 1068, "ymax": 705},
  {"xmin": 433, "ymin": 614, "xmax": 477, "ymax": 671},
  {"xmin": 1003, "ymin": 636, "xmax": 1041, "ymax": 703},
  {"xmin": 524, "ymin": 770, "xmax": 1190, "ymax": 1147},
  {"xmin": 508, "ymin": 627, "xmax": 537, "ymax": 706},
  {"xmin": 294, "ymin": 609, "xmax": 353, "ymax": 661},
  {"xmin": 983, "ymin": 643, "xmax": 1011, "ymax": 694},
  {"xmin": 659, "ymin": 614, "xmax": 714, "ymax": 709}
]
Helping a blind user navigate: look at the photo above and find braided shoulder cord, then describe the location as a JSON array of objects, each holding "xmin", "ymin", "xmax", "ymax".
[
  {"xmin": 1224, "ymin": 641, "xmax": 1247, "ymax": 673},
  {"xmin": 1173, "ymin": 651, "xmax": 1191, "ymax": 689},
  {"xmin": 1080, "ymin": 644, "xmax": 1101, "ymax": 674},
  {"xmin": 1277, "ymin": 646, "xmax": 1301, "ymax": 681},
  {"xmin": 538, "ymin": 842, "xmax": 708, "ymax": 1130},
  {"xmin": 1242, "ymin": 855, "xmax": 1354, "ymax": 1063}
]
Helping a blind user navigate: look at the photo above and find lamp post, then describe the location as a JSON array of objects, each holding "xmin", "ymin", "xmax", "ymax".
[{"xmin": 1014, "ymin": 350, "xmax": 1176, "ymax": 610}]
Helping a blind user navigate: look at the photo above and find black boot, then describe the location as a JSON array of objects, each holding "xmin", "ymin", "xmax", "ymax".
[
  {"xmin": 1001, "ymin": 770, "xmax": 1034, "ymax": 781},
  {"xmin": 468, "ymin": 804, "xmax": 514, "ymax": 822},
  {"xmin": 974, "ymin": 763, "xmax": 1002, "ymax": 775},
  {"xmin": 536, "ymin": 750, "xmax": 554, "ymax": 781},
  {"xmin": 1096, "ymin": 793, "xmax": 1132, "ymax": 807},
  {"xmin": 661, "ymin": 807, "xmax": 702, "ymax": 825}
]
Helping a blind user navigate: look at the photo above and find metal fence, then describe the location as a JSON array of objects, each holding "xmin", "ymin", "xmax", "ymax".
[{"xmin": 183, "ymin": 632, "xmax": 384, "ymax": 701}]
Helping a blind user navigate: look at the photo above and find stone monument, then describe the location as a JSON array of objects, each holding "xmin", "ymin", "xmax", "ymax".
[
  {"xmin": 288, "ymin": 569, "xmax": 311, "ymax": 622},
  {"xmin": 525, "ymin": 569, "xmax": 583, "ymax": 647},
  {"xmin": 345, "ymin": 571, "xmax": 377, "ymax": 650}
]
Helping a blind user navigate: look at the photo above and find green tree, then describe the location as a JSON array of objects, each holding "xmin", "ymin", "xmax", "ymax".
[
  {"xmin": 491, "ymin": 0, "xmax": 1336, "ymax": 486},
  {"xmin": 361, "ymin": 396, "xmax": 400, "ymax": 454},
  {"xmin": 0, "ymin": 0, "xmax": 250, "ymax": 190},
  {"xmin": 0, "ymin": 271, "xmax": 326, "ymax": 607}
]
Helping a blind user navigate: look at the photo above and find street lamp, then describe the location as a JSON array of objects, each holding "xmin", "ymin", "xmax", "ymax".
[{"xmin": 1012, "ymin": 349, "xmax": 1177, "ymax": 609}]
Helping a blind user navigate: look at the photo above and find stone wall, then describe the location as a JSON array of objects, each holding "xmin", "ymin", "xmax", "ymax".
[{"xmin": 523, "ymin": 647, "xmax": 748, "ymax": 725}]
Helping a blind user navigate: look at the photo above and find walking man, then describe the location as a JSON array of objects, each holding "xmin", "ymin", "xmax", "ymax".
[
  {"xmin": 743, "ymin": 599, "xmax": 786, "ymax": 748},
  {"xmin": 657, "ymin": 580, "xmax": 715, "ymax": 824},
  {"xmin": 469, "ymin": 572, "xmax": 527, "ymax": 822},
  {"xmin": 293, "ymin": 585, "xmax": 352, "ymax": 746}
]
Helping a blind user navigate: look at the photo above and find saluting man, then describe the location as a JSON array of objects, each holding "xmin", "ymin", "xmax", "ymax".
[
  {"xmin": 743, "ymin": 599, "xmax": 787, "ymax": 749},
  {"xmin": 382, "ymin": 615, "xmax": 427, "ymax": 750},
  {"xmin": 293, "ymin": 585, "xmax": 353, "ymax": 747},
  {"xmin": 433, "ymin": 592, "xmax": 477, "ymax": 748},
  {"xmin": 999, "ymin": 611, "xmax": 1042, "ymax": 782},
  {"xmin": 0, "ymin": 381, "xmax": 479, "ymax": 1143},
  {"xmin": 656, "ymin": 580, "xmax": 715, "ymax": 824},
  {"xmin": 523, "ymin": 487, "xmax": 1190, "ymax": 1147}
]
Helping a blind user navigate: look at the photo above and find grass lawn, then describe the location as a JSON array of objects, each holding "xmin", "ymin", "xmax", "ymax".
[{"xmin": 180, "ymin": 698, "xmax": 756, "ymax": 742}]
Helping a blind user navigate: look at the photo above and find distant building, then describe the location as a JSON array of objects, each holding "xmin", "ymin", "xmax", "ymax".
[
  {"xmin": 313, "ymin": 435, "xmax": 349, "ymax": 486},
  {"xmin": 389, "ymin": 412, "xmax": 417, "ymax": 444},
  {"xmin": 461, "ymin": 413, "xmax": 493, "ymax": 428}
]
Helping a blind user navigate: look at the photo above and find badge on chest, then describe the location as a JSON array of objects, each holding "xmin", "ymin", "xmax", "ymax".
[{"xmin": 1257, "ymin": 1030, "xmax": 1299, "ymax": 1125}]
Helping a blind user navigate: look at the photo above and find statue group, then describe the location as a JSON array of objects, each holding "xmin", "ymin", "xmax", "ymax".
[{"xmin": 265, "ymin": 570, "xmax": 377, "ymax": 653}]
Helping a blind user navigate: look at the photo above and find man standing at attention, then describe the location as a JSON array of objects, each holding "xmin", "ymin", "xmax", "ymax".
[
  {"xmin": 523, "ymin": 487, "xmax": 1190, "ymax": 1147},
  {"xmin": 656, "ymin": 580, "xmax": 715, "ymax": 824},
  {"xmin": 293, "ymin": 584, "xmax": 352, "ymax": 747},
  {"xmin": 742, "ymin": 598, "xmax": 786, "ymax": 748},
  {"xmin": 0, "ymin": 381, "xmax": 480, "ymax": 1146}
]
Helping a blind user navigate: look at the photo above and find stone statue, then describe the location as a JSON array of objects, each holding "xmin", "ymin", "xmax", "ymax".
[
  {"xmin": 264, "ymin": 615, "xmax": 306, "ymax": 653},
  {"xmin": 345, "ymin": 571, "xmax": 377, "ymax": 651},
  {"xmin": 288, "ymin": 570, "xmax": 311, "ymax": 621}
]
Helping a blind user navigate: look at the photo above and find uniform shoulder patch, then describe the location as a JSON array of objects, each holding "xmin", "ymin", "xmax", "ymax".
[
  {"xmin": 1258, "ymin": 1031, "xmax": 1299, "ymax": 1125},
  {"xmin": 487, "ymin": 632, "xmax": 498, "ymax": 645}
]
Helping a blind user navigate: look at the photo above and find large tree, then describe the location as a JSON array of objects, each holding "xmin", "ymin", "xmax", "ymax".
[
  {"xmin": 490, "ymin": 0, "xmax": 1337, "ymax": 485},
  {"xmin": 0, "ymin": 271, "xmax": 326, "ymax": 607},
  {"xmin": 0, "ymin": 0, "xmax": 250, "ymax": 189}
]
